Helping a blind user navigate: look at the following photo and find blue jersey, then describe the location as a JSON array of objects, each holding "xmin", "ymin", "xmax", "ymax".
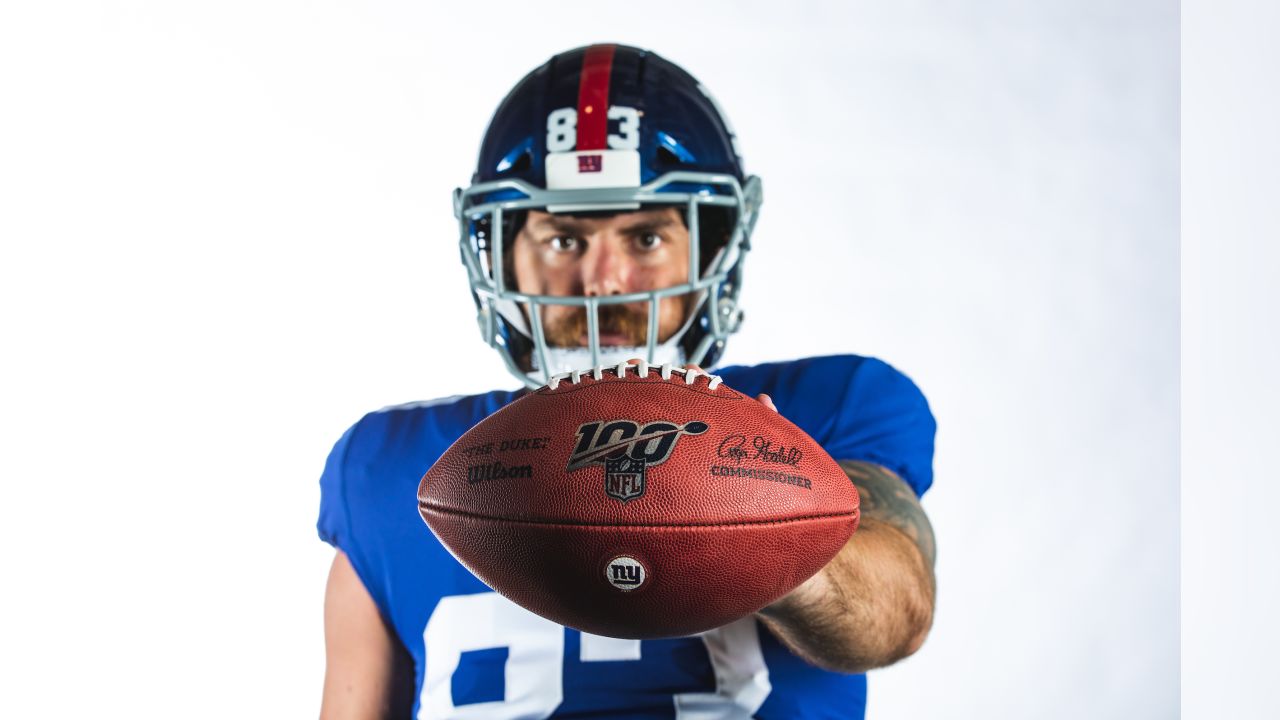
[{"xmin": 318, "ymin": 355, "xmax": 935, "ymax": 719}]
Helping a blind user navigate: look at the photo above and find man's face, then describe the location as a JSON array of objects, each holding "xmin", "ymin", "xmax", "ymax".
[{"xmin": 512, "ymin": 207, "xmax": 692, "ymax": 348}]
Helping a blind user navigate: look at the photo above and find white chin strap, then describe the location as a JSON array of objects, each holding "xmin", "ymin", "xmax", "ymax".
[{"xmin": 528, "ymin": 343, "xmax": 688, "ymax": 386}]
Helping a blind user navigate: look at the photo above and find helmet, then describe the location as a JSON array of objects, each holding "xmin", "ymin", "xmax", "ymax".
[{"xmin": 455, "ymin": 44, "xmax": 763, "ymax": 388}]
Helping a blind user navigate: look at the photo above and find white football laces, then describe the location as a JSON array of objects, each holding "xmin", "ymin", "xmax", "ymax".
[{"xmin": 546, "ymin": 362, "xmax": 723, "ymax": 391}]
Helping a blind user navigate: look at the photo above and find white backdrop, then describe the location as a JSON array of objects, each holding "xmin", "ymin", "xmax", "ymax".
[{"xmin": 0, "ymin": 1, "xmax": 1178, "ymax": 718}]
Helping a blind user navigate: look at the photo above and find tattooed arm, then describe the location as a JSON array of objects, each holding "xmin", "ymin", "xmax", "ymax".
[{"xmin": 756, "ymin": 460, "xmax": 937, "ymax": 673}]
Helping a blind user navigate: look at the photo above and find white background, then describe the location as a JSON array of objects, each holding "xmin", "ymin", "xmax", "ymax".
[
  {"xmin": 0, "ymin": 1, "xmax": 1192, "ymax": 718},
  {"xmin": 1182, "ymin": 1, "xmax": 1280, "ymax": 719}
]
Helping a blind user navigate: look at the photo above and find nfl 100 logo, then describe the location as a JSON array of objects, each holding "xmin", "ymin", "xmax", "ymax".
[{"xmin": 567, "ymin": 419, "xmax": 709, "ymax": 503}]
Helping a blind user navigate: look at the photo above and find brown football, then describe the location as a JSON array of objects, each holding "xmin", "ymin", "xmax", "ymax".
[{"xmin": 417, "ymin": 362, "xmax": 859, "ymax": 639}]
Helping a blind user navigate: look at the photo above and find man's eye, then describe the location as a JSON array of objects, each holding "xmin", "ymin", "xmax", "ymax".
[
  {"xmin": 548, "ymin": 236, "xmax": 580, "ymax": 252},
  {"xmin": 635, "ymin": 233, "xmax": 662, "ymax": 250}
]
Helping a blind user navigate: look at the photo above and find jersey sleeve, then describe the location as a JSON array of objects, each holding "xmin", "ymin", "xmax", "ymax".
[
  {"xmin": 316, "ymin": 415, "xmax": 391, "ymax": 612},
  {"xmin": 817, "ymin": 356, "xmax": 936, "ymax": 497},
  {"xmin": 317, "ymin": 421, "xmax": 357, "ymax": 550}
]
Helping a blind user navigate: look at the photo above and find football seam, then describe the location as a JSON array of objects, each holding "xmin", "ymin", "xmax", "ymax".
[{"xmin": 418, "ymin": 501, "xmax": 857, "ymax": 529}]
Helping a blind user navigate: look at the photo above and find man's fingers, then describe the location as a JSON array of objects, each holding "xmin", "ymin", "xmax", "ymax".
[{"xmin": 757, "ymin": 393, "xmax": 778, "ymax": 412}]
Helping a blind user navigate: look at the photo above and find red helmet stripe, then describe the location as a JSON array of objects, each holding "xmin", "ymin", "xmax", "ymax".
[{"xmin": 575, "ymin": 44, "xmax": 616, "ymax": 150}]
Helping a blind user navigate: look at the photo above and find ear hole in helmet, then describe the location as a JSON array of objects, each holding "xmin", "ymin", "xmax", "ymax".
[
  {"xmin": 654, "ymin": 130, "xmax": 698, "ymax": 168},
  {"xmin": 505, "ymin": 150, "xmax": 532, "ymax": 175},
  {"xmin": 656, "ymin": 145, "xmax": 683, "ymax": 168},
  {"xmin": 694, "ymin": 205, "xmax": 735, "ymax": 276}
]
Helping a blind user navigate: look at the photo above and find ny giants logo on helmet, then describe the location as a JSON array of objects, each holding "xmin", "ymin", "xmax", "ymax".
[{"xmin": 567, "ymin": 420, "xmax": 709, "ymax": 502}]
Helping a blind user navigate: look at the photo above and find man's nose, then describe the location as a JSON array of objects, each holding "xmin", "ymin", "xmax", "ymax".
[{"xmin": 581, "ymin": 240, "xmax": 632, "ymax": 297}]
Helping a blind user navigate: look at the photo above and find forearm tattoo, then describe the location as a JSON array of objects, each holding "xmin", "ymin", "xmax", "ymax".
[{"xmin": 838, "ymin": 460, "xmax": 937, "ymax": 569}]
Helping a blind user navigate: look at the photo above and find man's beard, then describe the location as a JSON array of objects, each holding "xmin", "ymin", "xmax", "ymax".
[{"xmin": 541, "ymin": 299, "xmax": 686, "ymax": 348}]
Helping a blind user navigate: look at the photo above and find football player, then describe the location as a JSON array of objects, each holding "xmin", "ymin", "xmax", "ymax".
[{"xmin": 319, "ymin": 44, "xmax": 937, "ymax": 719}]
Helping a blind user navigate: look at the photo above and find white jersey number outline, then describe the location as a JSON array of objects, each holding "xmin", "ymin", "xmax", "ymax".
[{"xmin": 419, "ymin": 592, "xmax": 770, "ymax": 719}]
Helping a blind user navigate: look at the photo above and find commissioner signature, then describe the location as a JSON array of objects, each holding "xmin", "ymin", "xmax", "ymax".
[{"xmin": 715, "ymin": 434, "xmax": 803, "ymax": 466}]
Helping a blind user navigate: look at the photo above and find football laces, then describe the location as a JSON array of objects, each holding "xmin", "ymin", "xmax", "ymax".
[{"xmin": 546, "ymin": 363, "xmax": 723, "ymax": 391}]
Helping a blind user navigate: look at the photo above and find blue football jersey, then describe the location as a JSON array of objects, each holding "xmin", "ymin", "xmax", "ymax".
[{"xmin": 318, "ymin": 355, "xmax": 935, "ymax": 719}]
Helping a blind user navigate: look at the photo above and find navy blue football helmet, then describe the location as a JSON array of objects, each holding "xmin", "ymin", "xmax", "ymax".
[{"xmin": 455, "ymin": 44, "xmax": 763, "ymax": 388}]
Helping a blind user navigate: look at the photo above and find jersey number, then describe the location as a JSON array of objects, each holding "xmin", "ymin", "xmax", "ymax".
[
  {"xmin": 545, "ymin": 106, "xmax": 641, "ymax": 152},
  {"xmin": 419, "ymin": 592, "xmax": 771, "ymax": 719}
]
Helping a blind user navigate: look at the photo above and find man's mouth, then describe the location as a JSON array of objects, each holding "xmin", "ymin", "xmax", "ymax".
[
  {"xmin": 546, "ymin": 304, "xmax": 661, "ymax": 349},
  {"xmin": 581, "ymin": 332, "xmax": 633, "ymax": 347}
]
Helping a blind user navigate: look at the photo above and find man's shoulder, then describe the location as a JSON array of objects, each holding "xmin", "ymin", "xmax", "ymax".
[
  {"xmin": 716, "ymin": 353, "xmax": 922, "ymax": 396},
  {"xmin": 317, "ymin": 388, "xmax": 524, "ymax": 536},
  {"xmin": 715, "ymin": 354, "xmax": 935, "ymax": 495},
  {"xmin": 717, "ymin": 352, "xmax": 895, "ymax": 373},
  {"xmin": 713, "ymin": 352, "xmax": 930, "ymax": 434},
  {"xmin": 372, "ymin": 387, "xmax": 522, "ymax": 418},
  {"xmin": 339, "ymin": 388, "xmax": 525, "ymax": 461}
]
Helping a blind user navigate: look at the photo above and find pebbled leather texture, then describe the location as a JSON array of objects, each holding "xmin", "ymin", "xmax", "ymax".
[{"xmin": 418, "ymin": 365, "xmax": 859, "ymax": 639}]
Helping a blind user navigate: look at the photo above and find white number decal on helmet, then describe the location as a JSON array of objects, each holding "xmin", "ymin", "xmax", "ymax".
[
  {"xmin": 607, "ymin": 106, "xmax": 640, "ymax": 150},
  {"xmin": 546, "ymin": 108, "xmax": 577, "ymax": 152},
  {"xmin": 546, "ymin": 106, "xmax": 641, "ymax": 153}
]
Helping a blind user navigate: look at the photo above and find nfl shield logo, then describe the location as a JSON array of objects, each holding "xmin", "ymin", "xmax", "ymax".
[{"xmin": 604, "ymin": 456, "xmax": 646, "ymax": 503}]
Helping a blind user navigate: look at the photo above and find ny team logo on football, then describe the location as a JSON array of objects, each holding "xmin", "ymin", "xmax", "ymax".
[
  {"xmin": 605, "ymin": 555, "xmax": 646, "ymax": 591},
  {"xmin": 567, "ymin": 420, "xmax": 709, "ymax": 502}
]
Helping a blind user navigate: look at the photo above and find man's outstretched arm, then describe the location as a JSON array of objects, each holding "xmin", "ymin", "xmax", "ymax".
[
  {"xmin": 321, "ymin": 550, "xmax": 415, "ymax": 719},
  {"xmin": 757, "ymin": 459, "xmax": 937, "ymax": 674}
]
